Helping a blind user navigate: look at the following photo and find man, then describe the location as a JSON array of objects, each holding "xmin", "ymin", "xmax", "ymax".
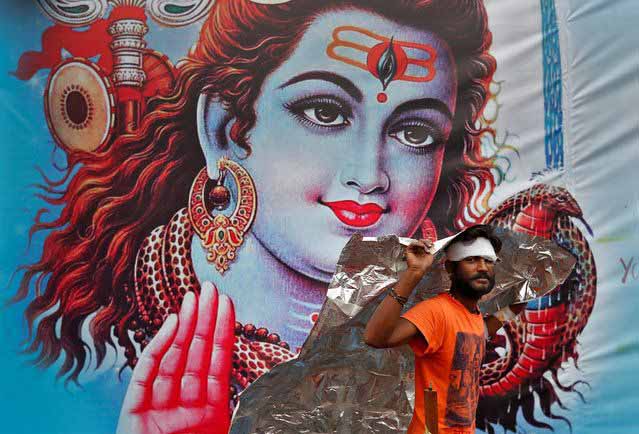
[{"xmin": 364, "ymin": 225, "xmax": 524, "ymax": 434}]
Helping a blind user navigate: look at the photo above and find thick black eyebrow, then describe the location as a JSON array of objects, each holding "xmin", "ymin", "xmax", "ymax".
[
  {"xmin": 391, "ymin": 98, "xmax": 453, "ymax": 121},
  {"xmin": 278, "ymin": 70, "xmax": 363, "ymax": 102}
]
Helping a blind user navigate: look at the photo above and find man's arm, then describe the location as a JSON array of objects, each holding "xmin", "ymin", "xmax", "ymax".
[
  {"xmin": 363, "ymin": 240, "xmax": 434, "ymax": 349},
  {"xmin": 484, "ymin": 303, "xmax": 526, "ymax": 338},
  {"xmin": 363, "ymin": 271, "xmax": 422, "ymax": 348}
]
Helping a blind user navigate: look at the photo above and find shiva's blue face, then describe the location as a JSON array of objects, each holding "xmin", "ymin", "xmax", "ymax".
[{"xmin": 199, "ymin": 8, "xmax": 457, "ymax": 282}]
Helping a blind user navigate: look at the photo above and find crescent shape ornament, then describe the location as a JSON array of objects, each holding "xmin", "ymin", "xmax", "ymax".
[
  {"xmin": 36, "ymin": 0, "xmax": 109, "ymax": 26},
  {"xmin": 146, "ymin": 0, "xmax": 215, "ymax": 27}
]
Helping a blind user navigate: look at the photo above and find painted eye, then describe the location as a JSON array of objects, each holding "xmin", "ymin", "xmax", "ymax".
[
  {"xmin": 285, "ymin": 96, "xmax": 352, "ymax": 129},
  {"xmin": 389, "ymin": 123, "xmax": 438, "ymax": 148},
  {"xmin": 302, "ymin": 103, "xmax": 348, "ymax": 127}
]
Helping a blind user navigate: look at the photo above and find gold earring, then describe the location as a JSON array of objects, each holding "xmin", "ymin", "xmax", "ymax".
[{"xmin": 188, "ymin": 157, "xmax": 257, "ymax": 274}]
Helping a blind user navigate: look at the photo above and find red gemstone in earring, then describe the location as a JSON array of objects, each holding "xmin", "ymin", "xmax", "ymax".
[{"xmin": 208, "ymin": 185, "xmax": 231, "ymax": 210}]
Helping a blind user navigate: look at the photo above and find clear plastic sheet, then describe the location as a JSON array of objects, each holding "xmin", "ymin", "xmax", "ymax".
[{"xmin": 230, "ymin": 228, "xmax": 576, "ymax": 433}]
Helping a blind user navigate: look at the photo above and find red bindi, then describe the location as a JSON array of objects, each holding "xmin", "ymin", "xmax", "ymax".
[{"xmin": 377, "ymin": 92, "xmax": 388, "ymax": 103}]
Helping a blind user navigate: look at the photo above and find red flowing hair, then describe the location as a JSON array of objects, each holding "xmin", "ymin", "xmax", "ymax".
[{"xmin": 14, "ymin": 0, "xmax": 496, "ymax": 382}]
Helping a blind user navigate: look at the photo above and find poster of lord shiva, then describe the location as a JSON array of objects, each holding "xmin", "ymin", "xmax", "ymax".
[{"xmin": 7, "ymin": 0, "xmax": 623, "ymax": 433}]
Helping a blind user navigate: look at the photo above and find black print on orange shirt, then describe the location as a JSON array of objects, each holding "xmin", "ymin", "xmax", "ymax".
[{"xmin": 444, "ymin": 332, "xmax": 485, "ymax": 427}]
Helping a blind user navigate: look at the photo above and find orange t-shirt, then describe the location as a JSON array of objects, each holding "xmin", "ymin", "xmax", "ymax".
[{"xmin": 402, "ymin": 293, "xmax": 486, "ymax": 434}]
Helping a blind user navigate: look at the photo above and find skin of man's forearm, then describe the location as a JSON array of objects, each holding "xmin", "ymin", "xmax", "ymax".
[
  {"xmin": 363, "ymin": 270, "xmax": 423, "ymax": 348},
  {"xmin": 484, "ymin": 303, "xmax": 526, "ymax": 338},
  {"xmin": 484, "ymin": 314, "xmax": 503, "ymax": 338}
]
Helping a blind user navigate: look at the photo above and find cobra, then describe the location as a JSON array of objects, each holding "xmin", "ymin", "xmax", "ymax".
[{"xmin": 477, "ymin": 184, "xmax": 596, "ymax": 431}]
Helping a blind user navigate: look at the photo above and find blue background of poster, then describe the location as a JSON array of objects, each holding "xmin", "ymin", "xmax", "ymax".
[{"xmin": 1, "ymin": 1, "xmax": 638, "ymax": 433}]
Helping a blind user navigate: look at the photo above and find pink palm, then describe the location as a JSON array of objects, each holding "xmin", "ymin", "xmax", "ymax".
[{"xmin": 117, "ymin": 281, "xmax": 235, "ymax": 434}]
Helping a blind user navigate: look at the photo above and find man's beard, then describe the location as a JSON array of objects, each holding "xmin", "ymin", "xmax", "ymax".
[{"xmin": 451, "ymin": 272, "xmax": 495, "ymax": 300}]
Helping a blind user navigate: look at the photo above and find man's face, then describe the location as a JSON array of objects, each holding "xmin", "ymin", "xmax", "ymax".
[{"xmin": 450, "ymin": 256, "xmax": 496, "ymax": 299}]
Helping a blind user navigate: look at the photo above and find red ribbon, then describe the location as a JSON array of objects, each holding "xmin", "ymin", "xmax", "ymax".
[{"xmin": 13, "ymin": 6, "xmax": 147, "ymax": 81}]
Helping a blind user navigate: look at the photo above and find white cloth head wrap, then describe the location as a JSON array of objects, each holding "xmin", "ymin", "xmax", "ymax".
[{"xmin": 445, "ymin": 236, "xmax": 498, "ymax": 262}]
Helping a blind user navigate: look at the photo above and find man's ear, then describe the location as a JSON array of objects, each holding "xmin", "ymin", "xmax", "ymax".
[{"xmin": 196, "ymin": 92, "xmax": 244, "ymax": 179}]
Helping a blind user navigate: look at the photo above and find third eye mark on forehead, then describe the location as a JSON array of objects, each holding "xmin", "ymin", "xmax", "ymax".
[
  {"xmin": 278, "ymin": 70, "xmax": 453, "ymax": 121},
  {"xmin": 326, "ymin": 25, "xmax": 438, "ymax": 89}
]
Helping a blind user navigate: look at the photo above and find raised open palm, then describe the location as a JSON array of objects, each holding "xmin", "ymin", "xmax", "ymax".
[{"xmin": 116, "ymin": 281, "xmax": 235, "ymax": 434}]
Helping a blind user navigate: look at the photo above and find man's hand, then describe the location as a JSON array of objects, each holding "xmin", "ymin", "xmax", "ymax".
[
  {"xmin": 485, "ymin": 303, "xmax": 528, "ymax": 338},
  {"xmin": 509, "ymin": 303, "xmax": 526, "ymax": 316},
  {"xmin": 405, "ymin": 238, "xmax": 435, "ymax": 279},
  {"xmin": 116, "ymin": 281, "xmax": 235, "ymax": 434}
]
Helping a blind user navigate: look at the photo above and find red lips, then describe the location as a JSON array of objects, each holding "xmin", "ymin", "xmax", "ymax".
[{"xmin": 322, "ymin": 200, "xmax": 385, "ymax": 228}]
